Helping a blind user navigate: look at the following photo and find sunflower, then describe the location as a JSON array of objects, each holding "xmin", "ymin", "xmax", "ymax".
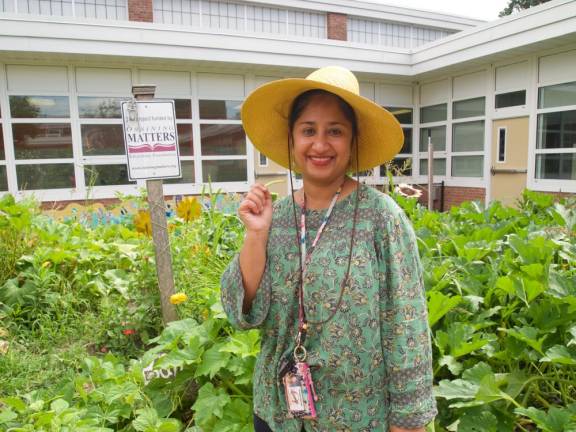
[
  {"xmin": 176, "ymin": 197, "xmax": 202, "ymax": 222},
  {"xmin": 134, "ymin": 210, "xmax": 152, "ymax": 236}
]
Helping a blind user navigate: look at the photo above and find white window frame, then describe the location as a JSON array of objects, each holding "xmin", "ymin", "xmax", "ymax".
[
  {"xmin": 532, "ymin": 93, "xmax": 576, "ymax": 192},
  {"xmin": 415, "ymin": 90, "xmax": 488, "ymax": 188},
  {"xmin": 0, "ymin": 64, "xmax": 253, "ymax": 202}
]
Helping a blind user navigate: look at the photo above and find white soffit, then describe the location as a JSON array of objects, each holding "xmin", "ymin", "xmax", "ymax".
[
  {"xmin": 411, "ymin": 0, "xmax": 576, "ymax": 76},
  {"xmin": 76, "ymin": 67, "xmax": 131, "ymax": 94},
  {"xmin": 138, "ymin": 70, "xmax": 191, "ymax": 96},
  {"xmin": 420, "ymin": 79, "xmax": 449, "ymax": 106},
  {"xmin": 539, "ymin": 49, "xmax": 576, "ymax": 85},
  {"xmin": 359, "ymin": 81, "xmax": 376, "ymax": 101},
  {"xmin": 495, "ymin": 61, "xmax": 529, "ymax": 92},
  {"xmin": 7, "ymin": 64, "xmax": 68, "ymax": 92},
  {"xmin": 378, "ymin": 84, "xmax": 412, "ymax": 107},
  {"xmin": 197, "ymin": 73, "xmax": 245, "ymax": 99},
  {"xmin": 453, "ymin": 70, "xmax": 486, "ymax": 100}
]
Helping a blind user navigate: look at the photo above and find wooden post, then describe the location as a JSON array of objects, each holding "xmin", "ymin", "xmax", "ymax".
[
  {"xmin": 132, "ymin": 85, "xmax": 178, "ymax": 324},
  {"xmin": 427, "ymin": 130, "xmax": 433, "ymax": 211}
]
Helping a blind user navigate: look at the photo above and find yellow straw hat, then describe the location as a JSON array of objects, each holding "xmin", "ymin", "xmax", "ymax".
[{"xmin": 241, "ymin": 65, "xmax": 404, "ymax": 173}]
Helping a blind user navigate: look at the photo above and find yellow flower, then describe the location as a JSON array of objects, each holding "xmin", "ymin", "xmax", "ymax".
[
  {"xmin": 176, "ymin": 197, "xmax": 202, "ymax": 222},
  {"xmin": 134, "ymin": 210, "xmax": 152, "ymax": 236},
  {"xmin": 170, "ymin": 293, "xmax": 188, "ymax": 305}
]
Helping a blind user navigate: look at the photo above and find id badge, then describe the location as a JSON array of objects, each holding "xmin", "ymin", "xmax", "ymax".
[{"xmin": 281, "ymin": 361, "xmax": 318, "ymax": 419}]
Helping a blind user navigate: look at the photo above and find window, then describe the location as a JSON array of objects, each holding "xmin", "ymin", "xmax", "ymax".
[
  {"xmin": 536, "ymin": 108, "xmax": 576, "ymax": 180},
  {"xmin": 498, "ymin": 128, "xmax": 506, "ymax": 163},
  {"xmin": 418, "ymin": 96, "xmax": 485, "ymax": 179},
  {"xmin": 538, "ymin": 81, "xmax": 576, "ymax": 109},
  {"xmin": 259, "ymin": 152, "xmax": 268, "ymax": 167},
  {"xmin": 379, "ymin": 107, "xmax": 413, "ymax": 178},
  {"xmin": 10, "ymin": 94, "xmax": 75, "ymax": 191},
  {"xmin": 536, "ymin": 81, "xmax": 576, "ymax": 182},
  {"xmin": 495, "ymin": 90, "xmax": 526, "ymax": 109},
  {"xmin": 0, "ymin": 107, "xmax": 6, "ymax": 192},
  {"xmin": 453, "ymin": 97, "xmax": 485, "ymax": 119},
  {"xmin": 420, "ymin": 103, "xmax": 447, "ymax": 123},
  {"xmin": 450, "ymin": 98, "xmax": 485, "ymax": 178},
  {"xmin": 10, "ymin": 0, "xmax": 127, "ymax": 19},
  {"xmin": 199, "ymin": 95, "xmax": 248, "ymax": 183}
]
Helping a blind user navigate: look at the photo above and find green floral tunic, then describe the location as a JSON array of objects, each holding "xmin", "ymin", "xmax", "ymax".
[{"xmin": 221, "ymin": 185, "xmax": 437, "ymax": 431}]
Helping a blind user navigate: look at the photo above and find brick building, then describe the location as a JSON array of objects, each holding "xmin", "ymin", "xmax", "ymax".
[{"xmin": 0, "ymin": 0, "xmax": 575, "ymax": 208}]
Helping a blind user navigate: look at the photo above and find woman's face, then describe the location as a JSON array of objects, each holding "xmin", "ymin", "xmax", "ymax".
[{"xmin": 291, "ymin": 94, "xmax": 353, "ymax": 186}]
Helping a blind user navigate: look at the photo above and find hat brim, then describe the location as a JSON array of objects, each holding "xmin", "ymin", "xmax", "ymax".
[{"xmin": 241, "ymin": 78, "xmax": 404, "ymax": 173}]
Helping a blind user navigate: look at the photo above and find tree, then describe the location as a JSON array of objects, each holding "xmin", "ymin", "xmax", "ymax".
[{"xmin": 499, "ymin": 0, "xmax": 552, "ymax": 17}]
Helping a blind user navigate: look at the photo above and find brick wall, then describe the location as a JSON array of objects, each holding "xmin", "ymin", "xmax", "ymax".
[
  {"xmin": 327, "ymin": 13, "xmax": 347, "ymax": 41},
  {"xmin": 416, "ymin": 185, "xmax": 486, "ymax": 211},
  {"xmin": 128, "ymin": 0, "xmax": 153, "ymax": 22}
]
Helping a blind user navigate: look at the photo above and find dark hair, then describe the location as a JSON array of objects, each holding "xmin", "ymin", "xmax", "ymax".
[{"xmin": 288, "ymin": 89, "xmax": 358, "ymax": 139}]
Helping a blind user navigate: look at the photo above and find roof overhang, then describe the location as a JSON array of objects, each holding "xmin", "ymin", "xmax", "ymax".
[{"xmin": 0, "ymin": 0, "xmax": 575, "ymax": 79}]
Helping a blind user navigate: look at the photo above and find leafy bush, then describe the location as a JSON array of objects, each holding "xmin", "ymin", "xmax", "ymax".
[{"xmin": 1, "ymin": 189, "xmax": 575, "ymax": 431}]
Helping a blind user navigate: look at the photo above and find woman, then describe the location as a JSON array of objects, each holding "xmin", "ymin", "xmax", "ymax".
[{"xmin": 221, "ymin": 66, "xmax": 437, "ymax": 432}]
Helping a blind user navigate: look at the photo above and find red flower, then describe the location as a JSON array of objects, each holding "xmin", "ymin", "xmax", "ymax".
[{"xmin": 122, "ymin": 329, "xmax": 136, "ymax": 336}]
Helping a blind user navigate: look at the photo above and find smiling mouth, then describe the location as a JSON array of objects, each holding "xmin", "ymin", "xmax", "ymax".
[{"xmin": 308, "ymin": 156, "xmax": 334, "ymax": 165}]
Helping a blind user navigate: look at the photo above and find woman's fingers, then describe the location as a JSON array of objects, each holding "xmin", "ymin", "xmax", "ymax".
[{"xmin": 242, "ymin": 184, "xmax": 270, "ymax": 214}]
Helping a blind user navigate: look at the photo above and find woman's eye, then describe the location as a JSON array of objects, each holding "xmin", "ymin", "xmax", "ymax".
[
  {"xmin": 302, "ymin": 128, "xmax": 315, "ymax": 136},
  {"xmin": 329, "ymin": 128, "xmax": 343, "ymax": 136}
]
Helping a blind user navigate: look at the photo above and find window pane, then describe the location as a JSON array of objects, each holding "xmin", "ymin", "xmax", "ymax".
[
  {"xmin": 10, "ymin": 96, "xmax": 70, "ymax": 118},
  {"xmin": 453, "ymin": 121, "xmax": 484, "ymax": 152},
  {"xmin": 498, "ymin": 128, "xmax": 506, "ymax": 162},
  {"xmin": 84, "ymin": 165, "xmax": 133, "ymax": 186},
  {"xmin": 200, "ymin": 124, "xmax": 246, "ymax": 155},
  {"xmin": 419, "ymin": 126, "xmax": 446, "ymax": 151},
  {"xmin": 202, "ymin": 160, "xmax": 247, "ymax": 182},
  {"xmin": 536, "ymin": 154, "xmax": 576, "ymax": 180},
  {"xmin": 199, "ymin": 100, "xmax": 242, "ymax": 120},
  {"xmin": 538, "ymin": 81, "xmax": 576, "ymax": 109},
  {"xmin": 177, "ymin": 124, "xmax": 193, "ymax": 156},
  {"xmin": 384, "ymin": 106, "xmax": 413, "ymax": 124},
  {"xmin": 452, "ymin": 155, "xmax": 483, "ymax": 177},
  {"xmin": 259, "ymin": 153, "xmax": 268, "ymax": 166},
  {"xmin": 419, "ymin": 158, "xmax": 446, "ymax": 175},
  {"xmin": 420, "ymin": 103, "xmax": 447, "ymax": 123},
  {"xmin": 78, "ymin": 97, "xmax": 126, "ymax": 118},
  {"xmin": 13, "ymin": 124, "xmax": 73, "ymax": 159},
  {"xmin": 82, "ymin": 124, "xmax": 126, "ymax": 156},
  {"xmin": 0, "ymin": 166, "xmax": 7, "ymax": 191},
  {"xmin": 174, "ymin": 99, "xmax": 192, "ymax": 119},
  {"xmin": 165, "ymin": 160, "xmax": 195, "ymax": 184},
  {"xmin": 380, "ymin": 157, "xmax": 412, "ymax": 176},
  {"xmin": 537, "ymin": 111, "xmax": 576, "ymax": 149},
  {"xmin": 453, "ymin": 97, "xmax": 485, "ymax": 119},
  {"xmin": 16, "ymin": 164, "xmax": 75, "ymax": 190},
  {"xmin": 400, "ymin": 128, "xmax": 412, "ymax": 154},
  {"xmin": 495, "ymin": 90, "xmax": 526, "ymax": 108},
  {"xmin": 0, "ymin": 125, "xmax": 4, "ymax": 159}
]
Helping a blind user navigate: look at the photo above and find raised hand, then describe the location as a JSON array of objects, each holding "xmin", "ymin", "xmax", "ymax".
[{"xmin": 238, "ymin": 183, "xmax": 273, "ymax": 235}]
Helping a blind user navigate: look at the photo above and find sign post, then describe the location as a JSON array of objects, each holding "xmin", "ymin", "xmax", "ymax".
[
  {"xmin": 427, "ymin": 129, "xmax": 433, "ymax": 211},
  {"xmin": 122, "ymin": 85, "xmax": 180, "ymax": 324}
]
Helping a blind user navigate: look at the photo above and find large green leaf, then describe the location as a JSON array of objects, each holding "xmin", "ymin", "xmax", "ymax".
[
  {"xmin": 540, "ymin": 345, "xmax": 576, "ymax": 365},
  {"xmin": 427, "ymin": 291, "xmax": 462, "ymax": 327},
  {"xmin": 192, "ymin": 382, "xmax": 231, "ymax": 427},
  {"xmin": 194, "ymin": 343, "xmax": 231, "ymax": 379},
  {"xmin": 515, "ymin": 407, "xmax": 574, "ymax": 432}
]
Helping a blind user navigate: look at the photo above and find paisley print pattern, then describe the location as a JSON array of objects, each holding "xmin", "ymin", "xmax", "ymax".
[{"xmin": 221, "ymin": 185, "xmax": 437, "ymax": 431}]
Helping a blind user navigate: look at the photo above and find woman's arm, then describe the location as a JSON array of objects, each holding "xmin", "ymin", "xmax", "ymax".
[
  {"xmin": 239, "ymin": 230, "xmax": 268, "ymax": 312},
  {"xmin": 237, "ymin": 183, "xmax": 273, "ymax": 312}
]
